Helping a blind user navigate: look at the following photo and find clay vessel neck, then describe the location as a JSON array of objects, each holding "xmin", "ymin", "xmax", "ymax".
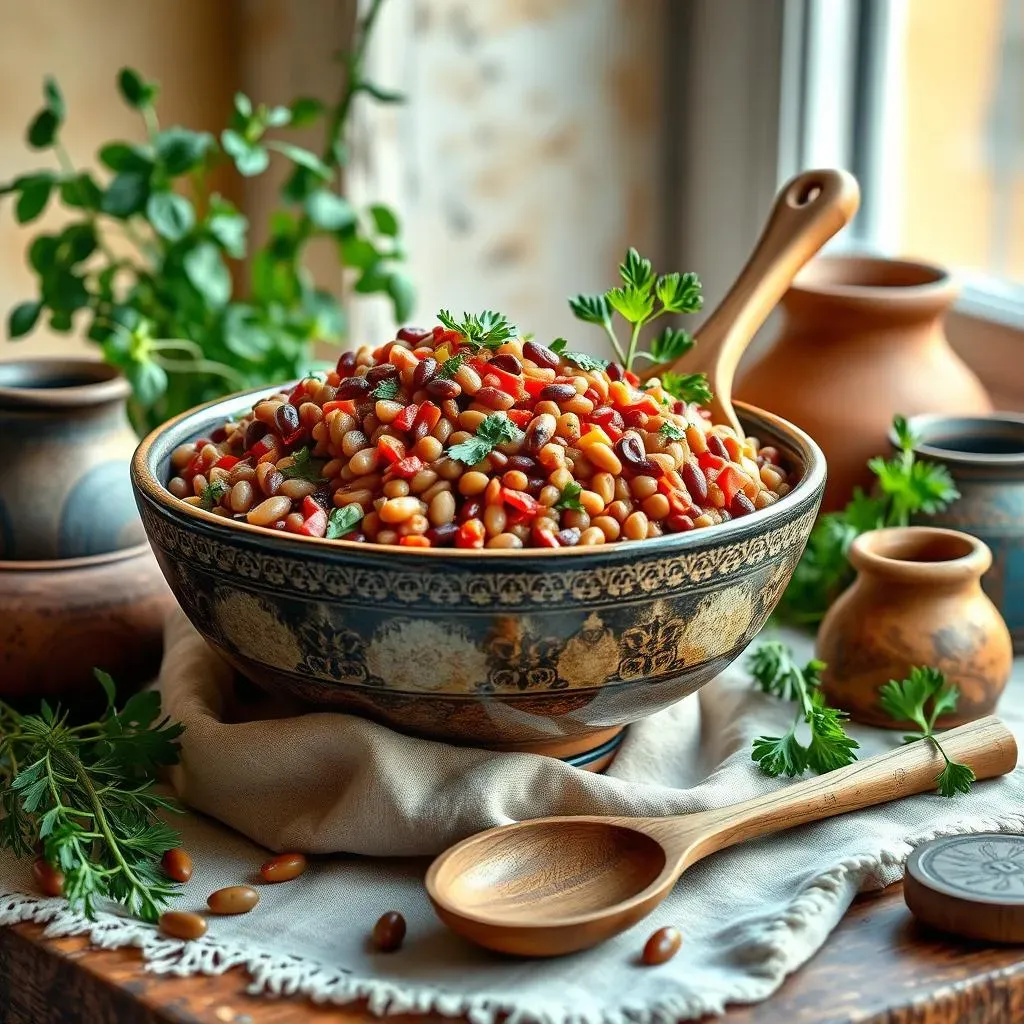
[{"xmin": 849, "ymin": 527, "xmax": 990, "ymax": 594}]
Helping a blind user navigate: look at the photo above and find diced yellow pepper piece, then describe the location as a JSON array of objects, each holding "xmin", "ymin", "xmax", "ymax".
[{"xmin": 579, "ymin": 425, "xmax": 613, "ymax": 448}]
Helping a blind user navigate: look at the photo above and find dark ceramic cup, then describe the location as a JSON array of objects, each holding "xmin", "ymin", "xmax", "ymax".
[
  {"xmin": 0, "ymin": 359, "xmax": 145, "ymax": 560},
  {"xmin": 132, "ymin": 387, "xmax": 825, "ymax": 760},
  {"xmin": 899, "ymin": 413, "xmax": 1024, "ymax": 651}
]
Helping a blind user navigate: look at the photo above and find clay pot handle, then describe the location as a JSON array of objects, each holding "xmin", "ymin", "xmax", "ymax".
[{"xmin": 640, "ymin": 168, "xmax": 861, "ymax": 437}]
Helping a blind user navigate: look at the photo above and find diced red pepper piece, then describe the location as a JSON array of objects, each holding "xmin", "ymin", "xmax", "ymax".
[
  {"xmin": 299, "ymin": 509, "xmax": 328, "ymax": 538},
  {"xmin": 584, "ymin": 387, "xmax": 601, "ymax": 405},
  {"xmin": 485, "ymin": 365, "xmax": 526, "ymax": 399},
  {"xmin": 392, "ymin": 455, "xmax": 425, "ymax": 479},
  {"xmin": 507, "ymin": 408, "xmax": 533, "ymax": 428},
  {"xmin": 214, "ymin": 455, "xmax": 242, "ymax": 471},
  {"xmin": 281, "ymin": 426, "xmax": 305, "ymax": 446},
  {"xmin": 247, "ymin": 434, "xmax": 279, "ymax": 461},
  {"xmin": 503, "ymin": 488, "xmax": 542, "ymax": 515},
  {"xmin": 698, "ymin": 451, "xmax": 728, "ymax": 473},
  {"xmin": 322, "ymin": 399, "xmax": 357, "ymax": 416},
  {"xmin": 393, "ymin": 403, "xmax": 420, "ymax": 432},
  {"xmin": 399, "ymin": 535, "xmax": 431, "ymax": 548},
  {"xmin": 302, "ymin": 495, "xmax": 322, "ymax": 518},
  {"xmin": 716, "ymin": 465, "xmax": 747, "ymax": 506},
  {"xmin": 288, "ymin": 381, "xmax": 307, "ymax": 403},
  {"xmin": 666, "ymin": 490, "xmax": 693, "ymax": 517},
  {"xmin": 532, "ymin": 523, "xmax": 560, "ymax": 548},
  {"xmin": 377, "ymin": 436, "xmax": 406, "ymax": 464},
  {"xmin": 658, "ymin": 470, "xmax": 685, "ymax": 494},
  {"xmin": 193, "ymin": 438, "xmax": 211, "ymax": 449},
  {"xmin": 622, "ymin": 410, "xmax": 650, "ymax": 430},
  {"xmin": 185, "ymin": 454, "xmax": 204, "ymax": 479},
  {"xmin": 624, "ymin": 370, "xmax": 640, "ymax": 386},
  {"xmin": 414, "ymin": 401, "xmax": 441, "ymax": 431},
  {"xmin": 605, "ymin": 424, "xmax": 624, "ymax": 441},
  {"xmin": 456, "ymin": 520, "xmax": 486, "ymax": 549},
  {"xmin": 522, "ymin": 375, "xmax": 549, "ymax": 398},
  {"xmin": 504, "ymin": 506, "xmax": 533, "ymax": 527},
  {"xmin": 591, "ymin": 405, "xmax": 624, "ymax": 431}
]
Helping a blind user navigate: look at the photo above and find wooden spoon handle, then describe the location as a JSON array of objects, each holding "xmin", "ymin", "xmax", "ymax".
[
  {"xmin": 639, "ymin": 168, "xmax": 860, "ymax": 436},
  {"xmin": 686, "ymin": 717, "xmax": 1017, "ymax": 859}
]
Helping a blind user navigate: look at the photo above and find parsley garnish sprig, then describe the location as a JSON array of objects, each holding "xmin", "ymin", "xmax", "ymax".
[
  {"xmin": 0, "ymin": 670, "xmax": 185, "ymax": 922},
  {"xmin": 281, "ymin": 446, "xmax": 326, "ymax": 482},
  {"xmin": 447, "ymin": 413, "xmax": 523, "ymax": 465},
  {"xmin": 437, "ymin": 309, "xmax": 518, "ymax": 350},
  {"xmin": 878, "ymin": 667, "xmax": 976, "ymax": 797},
  {"xmin": 569, "ymin": 248, "xmax": 705, "ymax": 380},
  {"xmin": 779, "ymin": 416, "xmax": 959, "ymax": 624},
  {"xmin": 749, "ymin": 642, "xmax": 859, "ymax": 777}
]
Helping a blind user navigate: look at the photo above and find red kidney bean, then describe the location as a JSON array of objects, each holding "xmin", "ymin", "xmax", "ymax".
[
  {"xmin": 488, "ymin": 450, "xmax": 508, "ymax": 470},
  {"xmin": 336, "ymin": 351, "xmax": 358, "ymax": 375},
  {"xmin": 397, "ymin": 326, "xmax": 433, "ymax": 344},
  {"xmin": 244, "ymin": 420, "xmax": 270, "ymax": 451},
  {"xmin": 616, "ymin": 434, "xmax": 657, "ymax": 475},
  {"xmin": 367, "ymin": 364, "xmax": 400, "ymax": 386},
  {"xmin": 642, "ymin": 926, "xmax": 681, "ymax": 965},
  {"xmin": 32, "ymin": 859, "xmax": 64, "ymax": 897},
  {"xmin": 506, "ymin": 455, "xmax": 536, "ymax": 472},
  {"xmin": 372, "ymin": 911, "xmax": 406, "ymax": 952},
  {"xmin": 336, "ymin": 376, "xmax": 372, "ymax": 399},
  {"xmin": 260, "ymin": 852, "xmax": 307, "ymax": 883},
  {"xmin": 731, "ymin": 492, "xmax": 756, "ymax": 517},
  {"xmin": 523, "ymin": 340, "xmax": 560, "ymax": 369},
  {"xmin": 426, "ymin": 523, "xmax": 459, "ymax": 546},
  {"xmin": 591, "ymin": 405, "xmax": 624, "ymax": 431},
  {"xmin": 210, "ymin": 426, "xmax": 228, "ymax": 443},
  {"xmin": 556, "ymin": 527, "xmax": 581, "ymax": 546},
  {"xmin": 622, "ymin": 409, "xmax": 650, "ymax": 430},
  {"xmin": 527, "ymin": 476, "xmax": 546, "ymax": 492},
  {"xmin": 426, "ymin": 378, "xmax": 462, "ymax": 400},
  {"xmin": 667, "ymin": 513, "xmax": 695, "ymax": 532},
  {"xmin": 681, "ymin": 461, "xmax": 708, "ymax": 503},
  {"xmin": 311, "ymin": 487, "xmax": 333, "ymax": 511},
  {"xmin": 707, "ymin": 434, "xmax": 729, "ymax": 459},
  {"xmin": 412, "ymin": 357, "xmax": 438, "ymax": 390},
  {"xmin": 488, "ymin": 353, "xmax": 522, "ymax": 375},
  {"xmin": 476, "ymin": 386, "xmax": 516, "ymax": 411},
  {"xmin": 274, "ymin": 403, "xmax": 300, "ymax": 436},
  {"xmin": 605, "ymin": 361, "xmax": 624, "ymax": 382},
  {"xmin": 525, "ymin": 413, "xmax": 556, "ymax": 454},
  {"xmin": 459, "ymin": 499, "xmax": 483, "ymax": 523},
  {"xmin": 161, "ymin": 848, "xmax": 194, "ymax": 883},
  {"xmin": 538, "ymin": 383, "xmax": 577, "ymax": 403}
]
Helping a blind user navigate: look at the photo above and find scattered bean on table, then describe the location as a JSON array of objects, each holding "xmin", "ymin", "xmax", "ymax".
[
  {"xmin": 32, "ymin": 859, "xmax": 64, "ymax": 898},
  {"xmin": 260, "ymin": 852, "xmax": 308, "ymax": 883},
  {"xmin": 159, "ymin": 911, "xmax": 208, "ymax": 940},
  {"xmin": 207, "ymin": 885, "xmax": 260, "ymax": 915},
  {"xmin": 372, "ymin": 911, "xmax": 406, "ymax": 952},
  {"xmin": 161, "ymin": 847, "xmax": 194, "ymax": 884},
  {"xmin": 641, "ymin": 926, "xmax": 682, "ymax": 965}
]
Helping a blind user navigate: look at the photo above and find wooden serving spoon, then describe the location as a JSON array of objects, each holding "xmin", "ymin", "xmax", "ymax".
[
  {"xmin": 640, "ymin": 168, "xmax": 861, "ymax": 437},
  {"xmin": 426, "ymin": 716, "xmax": 1017, "ymax": 957}
]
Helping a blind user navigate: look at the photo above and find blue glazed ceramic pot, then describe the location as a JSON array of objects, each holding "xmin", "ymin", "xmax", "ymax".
[
  {"xmin": 0, "ymin": 359, "xmax": 146, "ymax": 560},
  {"xmin": 901, "ymin": 414, "xmax": 1024, "ymax": 652},
  {"xmin": 132, "ymin": 387, "xmax": 825, "ymax": 759}
]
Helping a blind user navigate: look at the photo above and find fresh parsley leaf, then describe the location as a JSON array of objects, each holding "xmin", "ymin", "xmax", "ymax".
[
  {"xmin": 198, "ymin": 479, "xmax": 229, "ymax": 510},
  {"xmin": 554, "ymin": 480, "xmax": 585, "ymax": 512},
  {"xmin": 281, "ymin": 446, "xmax": 326, "ymax": 482},
  {"xmin": 372, "ymin": 376, "xmax": 401, "ymax": 400},
  {"xmin": 447, "ymin": 413, "xmax": 522, "ymax": 465},
  {"xmin": 606, "ymin": 285, "xmax": 655, "ymax": 324},
  {"xmin": 650, "ymin": 325, "xmax": 695, "ymax": 363},
  {"xmin": 563, "ymin": 350, "xmax": 609, "ymax": 372},
  {"xmin": 326, "ymin": 503, "xmax": 363, "ymax": 539},
  {"xmin": 437, "ymin": 353, "xmax": 466, "ymax": 379},
  {"xmin": 568, "ymin": 294, "xmax": 612, "ymax": 327},
  {"xmin": 879, "ymin": 667, "xmax": 974, "ymax": 797},
  {"xmin": 655, "ymin": 271, "xmax": 702, "ymax": 314},
  {"xmin": 749, "ymin": 641, "xmax": 858, "ymax": 778},
  {"xmin": 661, "ymin": 371, "xmax": 713, "ymax": 405},
  {"xmin": 549, "ymin": 337, "xmax": 568, "ymax": 355},
  {"xmin": 619, "ymin": 247, "xmax": 655, "ymax": 292},
  {"xmin": 659, "ymin": 422, "xmax": 687, "ymax": 442},
  {"xmin": 437, "ymin": 309, "xmax": 517, "ymax": 349}
]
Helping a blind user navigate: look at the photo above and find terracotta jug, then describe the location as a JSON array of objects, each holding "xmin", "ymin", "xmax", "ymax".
[
  {"xmin": 735, "ymin": 256, "xmax": 992, "ymax": 512},
  {"xmin": 0, "ymin": 358, "xmax": 146, "ymax": 560},
  {"xmin": 817, "ymin": 527, "xmax": 1012, "ymax": 728}
]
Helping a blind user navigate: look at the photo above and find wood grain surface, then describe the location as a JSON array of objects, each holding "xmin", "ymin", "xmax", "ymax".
[{"xmin": 2, "ymin": 883, "xmax": 1024, "ymax": 1023}]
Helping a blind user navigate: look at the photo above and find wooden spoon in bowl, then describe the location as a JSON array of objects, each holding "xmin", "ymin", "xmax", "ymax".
[
  {"xmin": 640, "ymin": 168, "xmax": 861, "ymax": 437},
  {"xmin": 425, "ymin": 716, "xmax": 1016, "ymax": 957}
]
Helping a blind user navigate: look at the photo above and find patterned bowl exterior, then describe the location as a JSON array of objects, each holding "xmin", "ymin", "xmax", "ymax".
[{"xmin": 132, "ymin": 389, "xmax": 825, "ymax": 755}]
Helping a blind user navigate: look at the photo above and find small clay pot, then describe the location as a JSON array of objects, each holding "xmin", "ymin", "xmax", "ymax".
[
  {"xmin": 817, "ymin": 527, "xmax": 1012, "ymax": 728},
  {"xmin": 0, "ymin": 543, "xmax": 173, "ymax": 708},
  {"xmin": 0, "ymin": 359, "xmax": 146, "ymax": 561}
]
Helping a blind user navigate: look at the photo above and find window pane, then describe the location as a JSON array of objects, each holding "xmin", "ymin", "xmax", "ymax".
[{"xmin": 897, "ymin": 0, "xmax": 1023, "ymax": 284}]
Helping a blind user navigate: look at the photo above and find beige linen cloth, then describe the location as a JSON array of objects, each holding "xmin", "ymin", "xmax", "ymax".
[{"xmin": 3, "ymin": 607, "xmax": 1024, "ymax": 1024}]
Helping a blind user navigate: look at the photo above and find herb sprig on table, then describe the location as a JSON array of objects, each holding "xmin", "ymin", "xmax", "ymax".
[
  {"xmin": 778, "ymin": 416, "xmax": 959, "ymax": 624},
  {"xmin": 748, "ymin": 641, "xmax": 975, "ymax": 797},
  {"xmin": 0, "ymin": 671, "xmax": 185, "ymax": 921}
]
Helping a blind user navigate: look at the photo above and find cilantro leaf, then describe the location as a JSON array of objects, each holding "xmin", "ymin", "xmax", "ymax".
[
  {"xmin": 661, "ymin": 371, "xmax": 713, "ymax": 405},
  {"xmin": 568, "ymin": 293, "xmax": 612, "ymax": 327},
  {"xmin": 281, "ymin": 446, "xmax": 326, "ymax": 482},
  {"xmin": 448, "ymin": 413, "xmax": 523, "ymax": 465},
  {"xmin": 549, "ymin": 337, "xmax": 568, "ymax": 355},
  {"xmin": 659, "ymin": 422, "xmax": 687, "ymax": 442},
  {"xmin": 562, "ymin": 350, "xmax": 609, "ymax": 372},
  {"xmin": 371, "ymin": 376, "xmax": 401, "ymax": 400},
  {"xmin": 437, "ymin": 309, "xmax": 517, "ymax": 349},
  {"xmin": 198, "ymin": 479, "xmax": 229, "ymax": 510},
  {"xmin": 619, "ymin": 247, "xmax": 655, "ymax": 292},
  {"xmin": 326, "ymin": 504, "xmax": 363, "ymax": 539},
  {"xmin": 437, "ymin": 354, "xmax": 466, "ymax": 379},
  {"xmin": 650, "ymin": 325, "xmax": 695, "ymax": 363},
  {"xmin": 937, "ymin": 760, "xmax": 976, "ymax": 798},
  {"xmin": 655, "ymin": 271, "xmax": 703, "ymax": 314},
  {"xmin": 554, "ymin": 480, "xmax": 585, "ymax": 512}
]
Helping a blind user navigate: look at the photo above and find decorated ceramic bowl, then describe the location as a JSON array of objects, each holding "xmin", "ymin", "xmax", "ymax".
[{"xmin": 132, "ymin": 387, "xmax": 824, "ymax": 761}]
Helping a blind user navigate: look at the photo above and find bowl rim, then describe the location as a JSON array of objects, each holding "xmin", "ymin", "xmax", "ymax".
[
  {"xmin": 0, "ymin": 541, "xmax": 153, "ymax": 573},
  {"xmin": 132, "ymin": 383, "xmax": 826, "ymax": 560}
]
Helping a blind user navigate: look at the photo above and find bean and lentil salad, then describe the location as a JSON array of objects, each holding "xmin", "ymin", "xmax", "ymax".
[{"xmin": 166, "ymin": 323, "xmax": 794, "ymax": 550}]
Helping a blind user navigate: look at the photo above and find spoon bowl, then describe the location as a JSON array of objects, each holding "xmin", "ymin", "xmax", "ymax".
[{"xmin": 426, "ymin": 717, "xmax": 1017, "ymax": 957}]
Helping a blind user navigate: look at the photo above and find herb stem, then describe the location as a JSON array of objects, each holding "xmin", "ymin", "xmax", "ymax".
[
  {"xmin": 625, "ymin": 320, "xmax": 643, "ymax": 372},
  {"xmin": 603, "ymin": 322, "xmax": 627, "ymax": 365}
]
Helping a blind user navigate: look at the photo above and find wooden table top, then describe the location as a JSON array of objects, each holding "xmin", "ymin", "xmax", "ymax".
[{"xmin": 2, "ymin": 881, "xmax": 1023, "ymax": 1024}]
